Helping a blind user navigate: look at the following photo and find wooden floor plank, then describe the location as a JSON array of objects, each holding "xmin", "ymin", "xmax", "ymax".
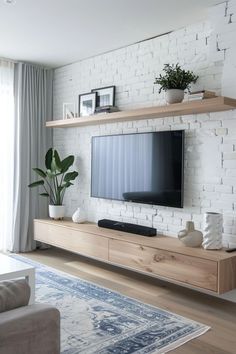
[{"xmin": 22, "ymin": 247, "xmax": 236, "ymax": 354}]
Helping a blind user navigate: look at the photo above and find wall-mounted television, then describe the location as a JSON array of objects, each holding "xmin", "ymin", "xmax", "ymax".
[{"xmin": 91, "ymin": 130, "xmax": 184, "ymax": 208}]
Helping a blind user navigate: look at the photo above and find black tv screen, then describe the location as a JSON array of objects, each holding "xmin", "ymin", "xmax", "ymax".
[{"xmin": 91, "ymin": 130, "xmax": 184, "ymax": 208}]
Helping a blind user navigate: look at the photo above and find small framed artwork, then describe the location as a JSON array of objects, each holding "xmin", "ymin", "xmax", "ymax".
[
  {"xmin": 63, "ymin": 103, "xmax": 75, "ymax": 119},
  {"xmin": 92, "ymin": 86, "xmax": 115, "ymax": 107},
  {"xmin": 78, "ymin": 92, "xmax": 97, "ymax": 117}
]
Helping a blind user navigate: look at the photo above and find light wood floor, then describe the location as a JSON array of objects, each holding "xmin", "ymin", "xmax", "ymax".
[{"xmin": 23, "ymin": 247, "xmax": 236, "ymax": 354}]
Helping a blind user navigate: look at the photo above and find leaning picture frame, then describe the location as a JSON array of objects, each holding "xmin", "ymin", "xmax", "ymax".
[
  {"xmin": 63, "ymin": 103, "xmax": 75, "ymax": 119},
  {"xmin": 91, "ymin": 86, "xmax": 115, "ymax": 108},
  {"xmin": 78, "ymin": 92, "xmax": 97, "ymax": 117}
]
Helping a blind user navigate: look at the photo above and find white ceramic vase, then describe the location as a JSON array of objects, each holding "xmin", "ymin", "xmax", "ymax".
[
  {"xmin": 178, "ymin": 221, "xmax": 203, "ymax": 248},
  {"xmin": 72, "ymin": 207, "xmax": 86, "ymax": 223},
  {"xmin": 202, "ymin": 212, "xmax": 223, "ymax": 250},
  {"xmin": 165, "ymin": 89, "xmax": 184, "ymax": 104},
  {"xmin": 49, "ymin": 205, "xmax": 65, "ymax": 220}
]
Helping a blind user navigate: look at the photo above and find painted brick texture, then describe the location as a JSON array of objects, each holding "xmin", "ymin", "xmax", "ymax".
[{"xmin": 53, "ymin": 0, "xmax": 236, "ymax": 247}]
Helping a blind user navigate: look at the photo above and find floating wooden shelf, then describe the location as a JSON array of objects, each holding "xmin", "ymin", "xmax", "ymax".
[{"xmin": 47, "ymin": 96, "xmax": 236, "ymax": 128}]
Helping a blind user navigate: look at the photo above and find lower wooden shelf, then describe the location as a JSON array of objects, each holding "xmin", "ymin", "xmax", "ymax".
[{"xmin": 34, "ymin": 218, "xmax": 236, "ymax": 294}]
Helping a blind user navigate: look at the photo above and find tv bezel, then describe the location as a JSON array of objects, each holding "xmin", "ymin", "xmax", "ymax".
[{"xmin": 90, "ymin": 130, "xmax": 184, "ymax": 208}]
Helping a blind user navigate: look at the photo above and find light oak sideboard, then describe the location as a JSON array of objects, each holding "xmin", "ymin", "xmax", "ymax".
[{"xmin": 34, "ymin": 218, "xmax": 236, "ymax": 294}]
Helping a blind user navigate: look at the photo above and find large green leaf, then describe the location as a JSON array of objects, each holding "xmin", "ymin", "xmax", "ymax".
[
  {"xmin": 33, "ymin": 168, "xmax": 46, "ymax": 178},
  {"xmin": 61, "ymin": 182, "xmax": 73, "ymax": 188},
  {"xmin": 40, "ymin": 193, "xmax": 49, "ymax": 197},
  {"xmin": 64, "ymin": 182, "xmax": 73, "ymax": 188},
  {"xmin": 64, "ymin": 171, "xmax": 78, "ymax": 182},
  {"xmin": 50, "ymin": 159, "xmax": 57, "ymax": 173},
  {"xmin": 46, "ymin": 170, "xmax": 61, "ymax": 178},
  {"xmin": 51, "ymin": 149, "xmax": 61, "ymax": 173},
  {"xmin": 53, "ymin": 150, "xmax": 62, "ymax": 171},
  {"xmin": 61, "ymin": 155, "xmax": 74, "ymax": 173},
  {"xmin": 45, "ymin": 148, "xmax": 53, "ymax": 169},
  {"xmin": 28, "ymin": 180, "xmax": 44, "ymax": 188}
]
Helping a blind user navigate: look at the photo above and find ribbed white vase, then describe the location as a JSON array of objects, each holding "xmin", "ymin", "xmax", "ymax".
[{"xmin": 202, "ymin": 212, "xmax": 223, "ymax": 250}]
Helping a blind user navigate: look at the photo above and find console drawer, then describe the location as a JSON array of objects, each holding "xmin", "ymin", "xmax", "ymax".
[
  {"xmin": 34, "ymin": 221, "xmax": 108, "ymax": 261},
  {"xmin": 109, "ymin": 239, "xmax": 218, "ymax": 291}
]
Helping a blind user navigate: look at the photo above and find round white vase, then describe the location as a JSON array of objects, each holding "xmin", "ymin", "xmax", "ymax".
[
  {"xmin": 178, "ymin": 221, "xmax": 203, "ymax": 248},
  {"xmin": 72, "ymin": 207, "xmax": 86, "ymax": 223},
  {"xmin": 202, "ymin": 212, "xmax": 223, "ymax": 250},
  {"xmin": 49, "ymin": 205, "xmax": 65, "ymax": 220},
  {"xmin": 165, "ymin": 89, "xmax": 184, "ymax": 104}
]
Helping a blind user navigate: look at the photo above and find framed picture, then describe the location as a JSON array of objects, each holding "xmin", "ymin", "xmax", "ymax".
[
  {"xmin": 63, "ymin": 103, "xmax": 75, "ymax": 119},
  {"xmin": 92, "ymin": 86, "xmax": 115, "ymax": 107},
  {"xmin": 78, "ymin": 92, "xmax": 97, "ymax": 117}
]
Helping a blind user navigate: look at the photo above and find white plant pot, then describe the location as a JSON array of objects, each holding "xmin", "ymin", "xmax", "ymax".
[
  {"xmin": 165, "ymin": 89, "xmax": 184, "ymax": 104},
  {"xmin": 49, "ymin": 205, "xmax": 65, "ymax": 220},
  {"xmin": 202, "ymin": 212, "xmax": 223, "ymax": 250}
]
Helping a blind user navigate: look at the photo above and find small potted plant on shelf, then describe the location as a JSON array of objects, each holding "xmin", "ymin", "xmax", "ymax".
[
  {"xmin": 154, "ymin": 63, "xmax": 198, "ymax": 104},
  {"xmin": 28, "ymin": 148, "xmax": 78, "ymax": 220}
]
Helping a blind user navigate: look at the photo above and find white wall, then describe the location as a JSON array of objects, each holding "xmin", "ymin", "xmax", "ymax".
[{"xmin": 53, "ymin": 0, "xmax": 236, "ymax": 248}]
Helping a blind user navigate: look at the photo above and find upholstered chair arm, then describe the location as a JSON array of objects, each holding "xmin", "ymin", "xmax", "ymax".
[{"xmin": 0, "ymin": 304, "xmax": 60, "ymax": 354}]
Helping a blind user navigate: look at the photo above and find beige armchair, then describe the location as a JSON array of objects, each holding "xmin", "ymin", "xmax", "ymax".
[{"xmin": 0, "ymin": 279, "xmax": 60, "ymax": 354}]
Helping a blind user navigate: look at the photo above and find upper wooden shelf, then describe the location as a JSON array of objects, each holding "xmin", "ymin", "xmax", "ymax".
[{"xmin": 46, "ymin": 96, "xmax": 236, "ymax": 128}]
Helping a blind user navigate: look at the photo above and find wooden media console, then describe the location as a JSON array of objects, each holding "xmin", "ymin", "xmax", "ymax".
[{"xmin": 34, "ymin": 218, "xmax": 236, "ymax": 294}]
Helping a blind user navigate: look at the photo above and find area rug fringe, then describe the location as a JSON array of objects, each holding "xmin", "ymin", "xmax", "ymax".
[{"xmin": 156, "ymin": 326, "xmax": 210, "ymax": 353}]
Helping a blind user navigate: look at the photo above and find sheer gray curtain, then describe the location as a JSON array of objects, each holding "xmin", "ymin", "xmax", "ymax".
[
  {"xmin": 0, "ymin": 59, "xmax": 14, "ymax": 252},
  {"xmin": 11, "ymin": 63, "xmax": 53, "ymax": 252}
]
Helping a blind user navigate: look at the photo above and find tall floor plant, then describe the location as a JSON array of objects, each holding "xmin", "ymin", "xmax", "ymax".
[{"xmin": 28, "ymin": 148, "xmax": 78, "ymax": 218}]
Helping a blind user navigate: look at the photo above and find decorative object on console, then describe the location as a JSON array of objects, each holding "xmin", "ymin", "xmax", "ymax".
[
  {"xmin": 178, "ymin": 221, "xmax": 203, "ymax": 248},
  {"xmin": 202, "ymin": 212, "xmax": 223, "ymax": 250},
  {"xmin": 92, "ymin": 85, "xmax": 115, "ymax": 107},
  {"xmin": 63, "ymin": 102, "xmax": 75, "ymax": 119},
  {"xmin": 98, "ymin": 219, "xmax": 157, "ymax": 236},
  {"xmin": 154, "ymin": 63, "xmax": 198, "ymax": 104},
  {"xmin": 28, "ymin": 148, "xmax": 78, "ymax": 220},
  {"xmin": 72, "ymin": 207, "xmax": 86, "ymax": 223},
  {"xmin": 78, "ymin": 92, "xmax": 97, "ymax": 117}
]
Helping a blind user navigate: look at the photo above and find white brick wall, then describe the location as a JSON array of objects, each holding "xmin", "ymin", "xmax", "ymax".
[{"xmin": 53, "ymin": 0, "xmax": 236, "ymax": 247}]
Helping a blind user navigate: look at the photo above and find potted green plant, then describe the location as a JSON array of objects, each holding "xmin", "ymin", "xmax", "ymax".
[
  {"xmin": 154, "ymin": 64, "xmax": 198, "ymax": 104},
  {"xmin": 28, "ymin": 148, "xmax": 78, "ymax": 220}
]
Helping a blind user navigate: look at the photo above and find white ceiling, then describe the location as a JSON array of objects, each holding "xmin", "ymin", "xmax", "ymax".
[{"xmin": 0, "ymin": 0, "xmax": 221, "ymax": 68}]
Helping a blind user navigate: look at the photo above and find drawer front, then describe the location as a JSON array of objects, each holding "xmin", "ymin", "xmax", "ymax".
[
  {"xmin": 109, "ymin": 239, "xmax": 218, "ymax": 291},
  {"xmin": 34, "ymin": 221, "xmax": 108, "ymax": 261}
]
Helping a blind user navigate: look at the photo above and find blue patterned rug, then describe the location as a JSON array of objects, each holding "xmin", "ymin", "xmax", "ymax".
[{"xmin": 13, "ymin": 255, "xmax": 210, "ymax": 354}]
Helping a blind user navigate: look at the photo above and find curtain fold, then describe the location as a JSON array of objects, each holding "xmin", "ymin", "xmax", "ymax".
[
  {"xmin": 0, "ymin": 59, "xmax": 14, "ymax": 252},
  {"xmin": 12, "ymin": 63, "xmax": 53, "ymax": 252}
]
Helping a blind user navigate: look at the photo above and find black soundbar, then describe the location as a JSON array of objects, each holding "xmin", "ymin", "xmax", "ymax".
[{"xmin": 98, "ymin": 219, "xmax": 157, "ymax": 237}]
